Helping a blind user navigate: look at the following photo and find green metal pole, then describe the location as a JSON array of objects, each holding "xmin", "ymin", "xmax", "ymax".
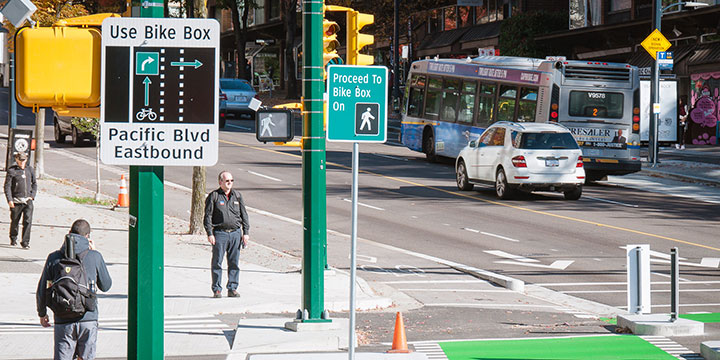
[
  {"xmin": 301, "ymin": 0, "xmax": 329, "ymax": 322},
  {"xmin": 128, "ymin": 2, "xmax": 165, "ymax": 359}
]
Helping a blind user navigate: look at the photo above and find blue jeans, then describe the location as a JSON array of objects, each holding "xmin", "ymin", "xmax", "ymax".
[
  {"xmin": 211, "ymin": 229, "xmax": 241, "ymax": 292},
  {"xmin": 54, "ymin": 320, "xmax": 98, "ymax": 360}
]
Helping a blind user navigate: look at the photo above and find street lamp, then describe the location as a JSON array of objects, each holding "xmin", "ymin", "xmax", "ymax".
[{"xmin": 648, "ymin": 1, "xmax": 709, "ymax": 166}]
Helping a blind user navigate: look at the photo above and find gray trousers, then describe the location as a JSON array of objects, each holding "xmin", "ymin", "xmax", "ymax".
[
  {"xmin": 54, "ymin": 321, "xmax": 98, "ymax": 360},
  {"xmin": 211, "ymin": 229, "xmax": 241, "ymax": 292}
]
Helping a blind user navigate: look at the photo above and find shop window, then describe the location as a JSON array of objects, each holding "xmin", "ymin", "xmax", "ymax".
[
  {"xmin": 269, "ymin": 0, "xmax": 280, "ymax": 20},
  {"xmin": 610, "ymin": 0, "xmax": 631, "ymax": 11},
  {"xmin": 458, "ymin": 6, "xmax": 472, "ymax": 27},
  {"xmin": 444, "ymin": 7, "xmax": 457, "ymax": 31},
  {"xmin": 475, "ymin": 2, "xmax": 488, "ymax": 24},
  {"xmin": 428, "ymin": 9, "xmax": 440, "ymax": 33}
]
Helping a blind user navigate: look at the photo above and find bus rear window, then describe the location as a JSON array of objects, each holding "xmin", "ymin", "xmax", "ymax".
[
  {"xmin": 517, "ymin": 132, "xmax": 579, "ymax": 150},
  {"xmin": 568, "ymin": 91, "xmax": 624, "ymax": 119}
]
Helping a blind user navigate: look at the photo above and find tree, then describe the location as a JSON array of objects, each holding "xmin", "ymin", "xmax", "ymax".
[
  {"xmin": 282, "ymin": 0, "xmax": 299, "ymax": 99},
  {"xmin": 71, "ymin": 117, "xmax": 102, "ymax": 202},
  {"xmin": 499, "ymin": 10, "xmax": 568, "ymax": 58},
  {"xmin": 214, "ymin": 0, "xmax": 257, "ymax": 81}
]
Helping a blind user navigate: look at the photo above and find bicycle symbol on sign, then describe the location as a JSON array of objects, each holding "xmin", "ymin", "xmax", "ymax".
[{"xmin": 135, "ymin": 108, "xmax": 158, "ymax": 121}]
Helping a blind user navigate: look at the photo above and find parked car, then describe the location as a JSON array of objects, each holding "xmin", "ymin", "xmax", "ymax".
[
  {"xmin": 455, "ymin": 122, "xmax": 585, "ymax": 200},
  {"xmin": 53, "ymin": 113, "xmax": 95, "ymax": 146},
  {"xmin": 219, "ymin": 90, "xmax": 228, "ymax": 128},
  {"xmin": 219, "ymin": 78, "xmax": 257, "ymax": 118}
]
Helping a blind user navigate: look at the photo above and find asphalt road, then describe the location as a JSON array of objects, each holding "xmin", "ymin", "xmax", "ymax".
[{"xmin": 2, "ymin": 87, "xmax": 719, "ymax": 353}]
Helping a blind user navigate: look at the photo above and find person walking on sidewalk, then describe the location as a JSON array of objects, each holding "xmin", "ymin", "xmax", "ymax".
[
  {"xmin": 204, "ymin": 171, "xmax": 250, "ymax": 298},
  {"xmin": 36, "ymin": 219, "xmax": 112, "ymax": 360},
  {"xmin": 4, "ymin": 152, "xmax": 36, "ymax": 249},
  {"xmin": 676, "ymin": 95, "xmax": 689, "ymax": 150}
]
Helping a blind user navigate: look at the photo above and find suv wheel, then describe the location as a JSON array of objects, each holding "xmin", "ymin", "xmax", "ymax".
[
  {"xmin": 456, "ymin": 160, "xmax": 474, "ymax": 191},
  {"xmin": 495, "ymin": 168, "xmax": 514, "ymax": 199},
  {"xmin": 71, "ymin": 126, "xmax": 81, "ymax": 146},
  {"xmin": 564, "ymin": 186, "xmax": 582, "ymax": 200},
  {"xmin": 54, "ymin": 120, "xmax": 66, "ymax": 143}
]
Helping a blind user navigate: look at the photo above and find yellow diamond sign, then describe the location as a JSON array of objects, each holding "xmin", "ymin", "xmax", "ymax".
[{"xmin": 641, "ymin": 29, "xmax": 671, "ymax": 60}]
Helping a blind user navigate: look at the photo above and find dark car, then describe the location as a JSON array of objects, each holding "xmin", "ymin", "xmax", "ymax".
[{"xmin": 53, "ymin": 113, "xmax": 95, "ymax": 146}]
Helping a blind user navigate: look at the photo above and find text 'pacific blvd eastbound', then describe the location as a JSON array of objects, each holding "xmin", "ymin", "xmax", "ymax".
[{"xmin": 109, "ymin": 127, "xmax": 210, "ymax": 160}]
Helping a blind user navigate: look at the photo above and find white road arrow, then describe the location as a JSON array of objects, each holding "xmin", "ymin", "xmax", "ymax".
[
  {"xmin": 484, "ymin": 250, "xmax": 574, "ymax": 270},
  {"xmin": 620, "ymin": 246, "xmax": 720, "ymax": 268}
]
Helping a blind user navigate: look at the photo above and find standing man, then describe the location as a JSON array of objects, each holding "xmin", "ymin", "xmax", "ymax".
[
  {"xmin": 36, "ymin": 219, "xmax": 112, "ymax": 360},
  {"xmin": 204, "ymin": 171, "xmax": 250, "ymax": 298},
  {"xmin": 4, "ymin": 152, "xmax": 36, "ymax": 249}
]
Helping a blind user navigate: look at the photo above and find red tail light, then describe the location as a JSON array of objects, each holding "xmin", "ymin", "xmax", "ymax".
[
  {"xmin": 220, "ymin": 93, "xmax": 227, "ymax": 101},
  {"xmin": 576, "ymin": 156, "xmax": 584, "ymax": 168},
  {"xmin": 512, "ymin": 155, "xmax": 527, "ymax": 168}
]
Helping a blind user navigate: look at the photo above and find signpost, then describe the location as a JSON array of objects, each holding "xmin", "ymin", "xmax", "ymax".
[
  {"xmin": 641, "ymin": 29, "xmax": 671, "ymax": 60},
  {"xmin": 327, "ymin": 64, "xmax": 387, "ymax": 359},
  {"xmin": 657, "ymin": 51, "xmax": 673, "ymax": 70},
  {"xmin": 100, "ymin": 17, "xmax": 219, "ymax": 166},
  {"xmin": 641, "ymin": 28, "xmax": 671, "ymax": 166}
]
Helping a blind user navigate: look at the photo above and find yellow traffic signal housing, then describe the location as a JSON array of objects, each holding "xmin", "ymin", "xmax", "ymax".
[
  {"xmin": 323, "ymin": 19, "xmax": 341, "ymax": 67},
  {"xmin": 347, "ymin": 11, "xmax": 374, "ymax": 65}
]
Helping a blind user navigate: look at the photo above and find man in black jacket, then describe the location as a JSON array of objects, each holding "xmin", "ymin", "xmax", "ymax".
[
  {"xmin": 204, "ymin": 171, "xmax": 250, "ymax": 298},
  {"xmin": 37, "ymin": 219, "xmax": 112, "ymax": 360},
  {"xmin": 4, "ymin": 152, "xmax": 36, "ymax": 249}
]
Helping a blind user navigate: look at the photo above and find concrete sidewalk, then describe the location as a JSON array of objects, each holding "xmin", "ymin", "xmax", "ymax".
[{"xmin": 0, "ymin": 173, "xmax": 394, "ymax": 359}]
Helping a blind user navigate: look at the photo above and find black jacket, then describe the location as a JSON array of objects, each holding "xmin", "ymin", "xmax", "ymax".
[
  {"xmin": 4, "ymin": 164, "xmax": 37, "ymax": 202},
  {"xmin": 36, "ymin": 233, "xmax": 112, "ymax": 323},
  {"xmin": 204, "ymin": 188, "xmax": 250, "ymax": 236}
]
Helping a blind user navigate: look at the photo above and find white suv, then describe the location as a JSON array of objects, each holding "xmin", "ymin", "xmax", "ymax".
[{"xmin": 455, "ymin": 122, "xmax": 585, "ymax": 200}]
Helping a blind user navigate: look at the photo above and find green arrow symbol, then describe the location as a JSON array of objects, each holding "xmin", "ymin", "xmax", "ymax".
[
  {"xmin": 170, "ymin": 59, "xmax": 203, "ymax": 69},
  {"xmin": 143, "ymin": 76, "xmax": 151, "ymax": 106}
]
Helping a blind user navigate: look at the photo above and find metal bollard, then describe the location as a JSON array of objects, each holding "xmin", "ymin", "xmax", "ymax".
[
  {"xmin": 670, "ymin": 247, "xmax": 679, "ymax": 322},
  {"xmin": 636, "ymin": 246, "xmax": 642, "ymax": 314}
]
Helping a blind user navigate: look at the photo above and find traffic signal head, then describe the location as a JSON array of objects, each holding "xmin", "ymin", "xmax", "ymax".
[
  {"xmin": 323, "ymin": 19, "xmax": 341, "ymax": 67},
  {"xmin": 347, "ymin": 11, "xmax": 374, "ymax": 65}
]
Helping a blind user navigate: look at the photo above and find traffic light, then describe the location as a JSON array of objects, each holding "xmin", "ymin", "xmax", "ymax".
[
  {"xmin": 347, "ymin": 11, "xmax": 374, "ymax": 65},
  {"xmin": 323, "ymin": 19, "xmax": 341, "ymax": 68}
]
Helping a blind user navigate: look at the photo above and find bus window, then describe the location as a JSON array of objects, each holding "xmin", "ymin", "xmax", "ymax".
[
  {"xmin": 497, "ymin": 85, "xmax": 517, "ymax": 122},
  {"xmin": 423, "ymin": 77, "xmax": 443, "ymax": 119},
  {"xmin": 440, "ymin": 78, "xmax": 461, "ymax": 122},
  {"xmin": 457, "ymin": 81, "xmax": 476, "ymax": 124},
  {"xmin": 517, "ymin": 87, "xmax": 538, "ymax": 122},
  {"xmin": 408, "ymin": 88, "xmax": 424, "ymax": 117},
  {"xmin": 568, "ymin": 91, "xmax": 624, "ymax": 119},
  {"xmin": 476, "ymin": 82, "xmax": 496, "ymax": 127}
]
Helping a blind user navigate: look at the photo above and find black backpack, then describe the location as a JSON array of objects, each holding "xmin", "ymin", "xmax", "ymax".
[{"xmin": 46, "ymin": 246, "xmax": 97, "ymax": 319}]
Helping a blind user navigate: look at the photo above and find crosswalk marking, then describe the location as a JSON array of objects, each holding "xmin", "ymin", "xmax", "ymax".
[
  {"xmin": 640, "ymin": 335, "xmax": 703, "ymax": 359},
  {"xmin": 0, "ymin": 316, "xmax": 231, "ymax": 335},
  {"xmin": 413, "ymin": 342, "xmax": 448, "ymax": 360}
]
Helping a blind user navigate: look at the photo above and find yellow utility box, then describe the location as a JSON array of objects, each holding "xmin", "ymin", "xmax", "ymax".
[{"xmin": 15, "ymin": 26, "xmax": 101, "ymax": 108}]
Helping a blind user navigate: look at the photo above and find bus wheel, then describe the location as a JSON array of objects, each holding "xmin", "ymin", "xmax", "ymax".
[
  {"xmin": 456, "ymin": 160, "xmax": 474, "ymax": 191},
  {"xmin": 423, "ymin": 132, "xmax": 437, "ymax": 163},
  {"xmin": 564, "ymin": 186, "xmax": 582, "ymax": 200},
  {"xmin": 495, "ymin": 168, "xmax": 514, "ymax": 200},
  {"xmin": 584, "ymin": 171, "xmax": 607, "ymax": 183}
]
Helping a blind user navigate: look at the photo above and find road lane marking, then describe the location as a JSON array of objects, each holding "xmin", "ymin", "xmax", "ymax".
[
  {"xmin": 463, "ymin": 227, "xmax": 480, "ymax": 233},
  {"xmin": 562, "ymin": 289, "xmax": 720, "ymax": 294},
  {"xmin": 218, "ymin": 137, "xmax": 720, "ymax": 253},
  {"xmin": 381, "ymin": 280, "xmax": 486, "ymax": 284},
  {"xmin": 342, "ymin": 198, "xmax": 384, "ymax": 210},
  {"xmin": 537, "ymin": 280, "xmax": 720, "ymax": 286},
  {"xmin": 496, "ymin": 259, "xmax": 574, "ymax": 270},
  {"xmin": 481, "ymin": 231, "xmax": 520, "ymax": 242},
  {"xmin": 424, "ymin": 303, "xmax": 558, "ymax": 308},
  {"xmin": 247, "ymin": 170, "xmax": 282, "ymax": 182},
  {"xmin": 583, "ymin": 196, "xmax": 639, "ymax": 208},
  {"xmin": 225, "ymin": 123, "xmax": 252, "ymax": 130},
  {"xmin": 651, "ymin": 271, "xmax": 690, "ymax": 282},
  {"xmin": 372, "ymin": 153, "xmax": 408, "ymax": 161},
  {"xmin": 397, "ymin": 288, "xmax": 512, "ymax": 293},
  {"xmin": 484, "ymin": 250, "xmax": 539, "ymax": 263}
]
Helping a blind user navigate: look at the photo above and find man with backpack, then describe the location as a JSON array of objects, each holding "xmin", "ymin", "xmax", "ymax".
[{"xmin": 36, "ymin": 219, "xmax": 112, "ymax": 360}]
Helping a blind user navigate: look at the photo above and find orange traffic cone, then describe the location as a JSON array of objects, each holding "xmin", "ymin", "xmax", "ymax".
[
  {"xmin": 117, "ymin": 175, "xmax": 129, "ymax": 207},
  {"xmin": 387, "ymin": 312, "xmax": 411, "ymax": 353}
]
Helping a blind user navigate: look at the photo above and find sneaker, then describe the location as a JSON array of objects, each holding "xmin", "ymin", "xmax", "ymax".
[
  {"xmin": 675, "ymin": 144, "xmax": 680, "ymax": 149},
  {"xmin": 21, "ymin": 243, "xmax": 29, "ymax": 250},
  {"xmin": 680, "ymin": 145, "xmax": 685, "ymax": 150},
  {"xmin": 10, "ymin": 240, "xmax": 17, "ymax": 246},
  {"xmin": 213, "ymin": 291, "xmax": 222, "ymax": 298},
  {"xmin": 228, "ymin": 290, "xmax": 240, "ymax": 298}
]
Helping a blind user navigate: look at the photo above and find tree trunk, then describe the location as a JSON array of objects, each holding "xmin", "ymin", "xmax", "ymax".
[
  {"xmin": 284, "ymin": 0, "xmax": 299, "ymax": 99},
  {"xmin": 33, "ymin": 108, "xmax": 45, "ymax": 178},
  {"xmin": 189, "ymin": 166, "xmax": 206, "ymax": 234},
  {"xmin": 194, "ymin": 0, "xmax": 207, "ymax": 17},
  {"xmin": 231, "ymin": 0, "xmax": 248, "ymax": 80},
  {"xmin": 95, "ymin": 140, "xmax": 101, "ymax": 202}
]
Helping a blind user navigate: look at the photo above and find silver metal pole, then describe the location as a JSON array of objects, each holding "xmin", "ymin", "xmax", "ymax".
[
  {"xmin": 348, "ymin": 142, "xmax": 359, "ymax": 360},
  {"xmin": 670, "ymin": 247, "xmax": 679, "ymax": 322},
  {"xmin": 649, "ymin": 0, "xmax": 661, "ymax": 166},
  {"xmin": 636, "ymin": 246, "xmax": 642, "ymax": 314},
  {"xmin": 652, "ymin": 56, "xmax": 660, "ymax": 166}
]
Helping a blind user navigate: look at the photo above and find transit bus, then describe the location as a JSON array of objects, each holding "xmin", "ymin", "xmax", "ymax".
[{"xmin": 401, "ymin": 56, "xmax": 642, "ymax": 181}]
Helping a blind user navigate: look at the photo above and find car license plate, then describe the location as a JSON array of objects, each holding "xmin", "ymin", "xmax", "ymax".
[
  {"xmin": 235, "ymin": 96, "xmax": 247, "ymax": 101},
  {"xmin": 545, "ymin": 159, "xmax": 559, "ymax": 167}
]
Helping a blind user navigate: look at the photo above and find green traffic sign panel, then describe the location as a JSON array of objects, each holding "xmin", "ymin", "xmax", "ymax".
[
  {"xmin": 136, "ymin": 52, "xmax": 159, "ymax": 75},
  {"xmin": 327, "ymin": 65, "xmax": 387, "ymax": 143}
]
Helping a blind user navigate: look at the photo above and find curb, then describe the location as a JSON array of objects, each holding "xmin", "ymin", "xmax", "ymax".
[{"xmin": 640, "ymin": 168, "xmax": 720, "ymax": 187}]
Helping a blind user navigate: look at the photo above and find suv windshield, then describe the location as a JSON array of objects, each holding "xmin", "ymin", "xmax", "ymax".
[
  {"xmin": 220, "ymin": 79, "xmax": 254, "ymax": 91},
  {"xmin": 516, "ymin": 132, "xmax": 579, "ymax": 150}
]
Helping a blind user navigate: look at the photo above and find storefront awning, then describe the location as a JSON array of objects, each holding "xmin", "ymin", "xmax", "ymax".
[
  {"xmin": 417, "ymin": 27, "xmax": 470, "ymax": 56},
  {"xmin": 687, "ymin": 42, "xmax": 720, "ymax": 66},
  {"xmin": 627, "ymin": 43, "xmax": 695, "ymax": 69}
]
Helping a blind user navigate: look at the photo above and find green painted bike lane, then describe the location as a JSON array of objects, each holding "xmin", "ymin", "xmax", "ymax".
[{"xmin": 439, "ymin": 335, "xmax": 676, "ymax": 360}]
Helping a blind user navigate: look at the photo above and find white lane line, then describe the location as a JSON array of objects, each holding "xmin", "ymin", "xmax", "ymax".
[
  {"xmin": 484, "ymin": 250, "xmax": 539, "ymax": 263},
  {"xmin": 584, "ymin": 196, "xmax": 639, "ymax": 208},
  {"xmin": 562, "ymin": 288, "xmax": 720, "ymax": 294},
  {"xmin": 424, "ymin": 303, "xmax": 558, "ymax": 308},
  {"xmin": 651, "ymin": 271, "xmax": 690, "ymax": 282},
  {"xmin": 372, "ymin": 153, "xmax": 408, "ymax": 161},
  {"xmin": 342, "ymin": 198, "xmax": 384, "ymax": 211},
  {"xmin": 398, "ymin": 288, "xmax": 512, "ymax": 293},
  {"xmin": 225, "ymin": 123, "xmax": 252, "ymax": 130},
  {"xmin": 539, "ymin": 280, "xmax": 720, "ymax": 286},
  {"xmin": 382, "ymin": 280, "xmax": 485, "ymax": 284},
  {"xmin": 463, "ymin": 228, "xmax": 480, "ymax": 233},
  {"xmin": 496, "ymin": 259, "xmax": 574, "ymax": 270},
  {"xmin": 481, "ymin": 231, "xmax": 520, "ymax": 242},
  {"xmin": 247, "ymin": 170, "xmax": 282, "ymax": 182}
]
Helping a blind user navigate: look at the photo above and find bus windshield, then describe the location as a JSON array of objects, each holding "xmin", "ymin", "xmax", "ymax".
[{"xmin": 568, "ymin": 91, "xmax": 624, "ymax": 119}]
